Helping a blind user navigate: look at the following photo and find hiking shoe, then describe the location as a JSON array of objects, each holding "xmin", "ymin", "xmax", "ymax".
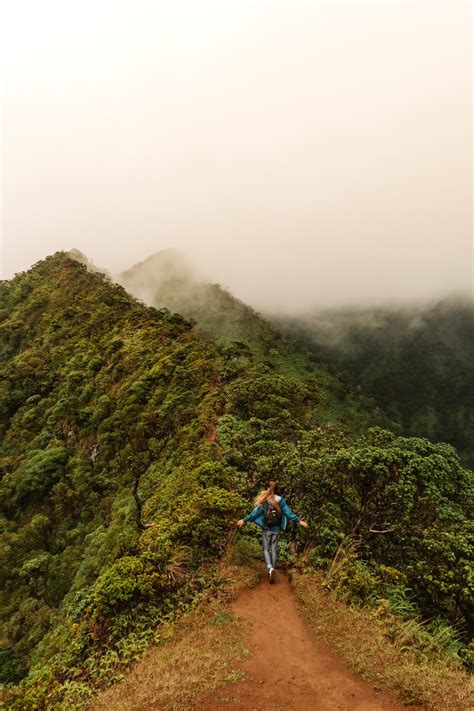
[{"xmin": 268, "ymin": 568, "xmax": 275, "ymax": 584}]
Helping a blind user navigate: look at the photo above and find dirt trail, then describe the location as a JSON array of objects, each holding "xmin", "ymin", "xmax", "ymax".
[{"xmin": 200, "ymin": 567, "xmax": 421, "ymax": 711}]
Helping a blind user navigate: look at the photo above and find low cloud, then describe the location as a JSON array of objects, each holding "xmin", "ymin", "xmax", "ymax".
[{"xmin": 2, "ymin": 2, "xmax": 472, "ymax": 310}]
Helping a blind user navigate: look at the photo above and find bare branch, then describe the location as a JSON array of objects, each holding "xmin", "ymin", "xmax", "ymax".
[{"xmin": 369, "ymin": 522, "xmax": 394, "ymax": 534}]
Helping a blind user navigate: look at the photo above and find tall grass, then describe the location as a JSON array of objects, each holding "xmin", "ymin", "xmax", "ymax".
[
  {"xmin": 293, "ymin": 571, "xmax": 473, "ymax": 710},
  {"xmin": 322, "ymin": 534, "xmax": 361, "ymax": 599}
]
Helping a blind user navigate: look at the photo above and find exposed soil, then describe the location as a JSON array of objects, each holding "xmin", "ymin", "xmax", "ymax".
[
  {"xmin": 205, "ymin": 421, "xmax": 218, "ymax": 443},
  {"xmin": 198, "ymin": 567, "xmax": 423, "ymax": 710}
]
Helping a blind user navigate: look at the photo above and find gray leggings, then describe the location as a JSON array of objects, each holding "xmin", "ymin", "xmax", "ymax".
[{"xmin": 262, "ymin": 530, "xmax": 280, "ymax": 569}]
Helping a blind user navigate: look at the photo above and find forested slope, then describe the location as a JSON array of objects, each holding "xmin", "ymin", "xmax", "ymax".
[
  {"xmin": 272, "ymin": 299, "xmax": 474, "ymax": 468},
  {"xmin": 0, "ymin": 253, "xmax": 472, "ymax": 708}
]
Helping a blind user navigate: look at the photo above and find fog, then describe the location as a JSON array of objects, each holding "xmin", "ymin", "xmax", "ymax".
[{"xmin": 1, "ymin": 1, "xmax": 472, "ymax": 311}]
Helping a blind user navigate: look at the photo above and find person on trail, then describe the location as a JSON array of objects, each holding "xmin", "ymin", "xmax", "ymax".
[{"xmin": 236, "ymin": 481, "xmax": 308, "ymax": 583}]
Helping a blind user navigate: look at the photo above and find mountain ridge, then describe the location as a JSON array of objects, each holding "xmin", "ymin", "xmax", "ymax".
[{"xmin": 1, "ymin": 251, "xmax": 472, "ymax": 708}]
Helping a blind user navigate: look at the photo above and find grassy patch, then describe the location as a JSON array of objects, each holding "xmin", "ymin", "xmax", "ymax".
[
  {"xmin": 292, "ymin": 571, "xmax": 473, "ymax": 711},
  {"xmin": 89, "ymin": 554, "xmax": 258, "ymax": 710}
]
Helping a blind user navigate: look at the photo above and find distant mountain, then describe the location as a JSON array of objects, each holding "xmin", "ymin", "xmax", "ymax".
[
  {"xmin": 117, "ymin": 249, "xmax": 284, "ymax": 347},
  {"xmin": 117, "ymin": 250, "xmax": 386, "ymax": 432},
  {"xmin": 271, "ymin": 297, "xmax": 474, "ymax": 467}
]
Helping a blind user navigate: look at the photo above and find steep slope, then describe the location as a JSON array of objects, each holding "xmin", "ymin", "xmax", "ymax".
[
  {"xmin": 271, "ymin": 298, "xmax": 474, "ymax": 467},
  {"xmin": 0, "ymin": 254, "xmax": 238, "ymax": 695},
  {"xmin": 1, "ymin": 253, "xmax": 472, "ymax": 708}
]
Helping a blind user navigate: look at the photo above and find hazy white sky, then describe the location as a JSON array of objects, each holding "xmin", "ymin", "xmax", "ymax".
[{"xmin": 1, "ymin": 1, "xmax": 472, "ymax": 309}]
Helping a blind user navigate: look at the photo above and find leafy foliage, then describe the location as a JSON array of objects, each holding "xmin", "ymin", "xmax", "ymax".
[{"xmin": 0, "ymin": 253, "xmax": 472, "ymax": 708}]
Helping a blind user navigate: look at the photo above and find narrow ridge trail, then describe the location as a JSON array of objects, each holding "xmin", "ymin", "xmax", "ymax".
[{"xmin": 199, "ymin": 568, "xmax": 423, "ymax": 710}]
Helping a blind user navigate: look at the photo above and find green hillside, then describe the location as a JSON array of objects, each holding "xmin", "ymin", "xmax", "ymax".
[
  {"xmin": 271, "ymin": 298, "xmax": 474, "ymax": 468},
  {"xmin": 117, "ymin": 250, "xmax": 384, "ymax": 431},
  {"xmin": 1, "ymin": 254, "xmax": 472, "ymax": 708}
]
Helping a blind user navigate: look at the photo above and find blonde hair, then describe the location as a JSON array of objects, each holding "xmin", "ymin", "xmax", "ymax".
[{"xmin": 254, "ymin": 481, "xmax": 281, "ymax": 512}]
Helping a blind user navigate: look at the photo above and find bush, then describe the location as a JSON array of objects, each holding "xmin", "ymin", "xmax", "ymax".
[{"xmin": 92, "ymin": 557, "xmax": 169, "ymax": 616}]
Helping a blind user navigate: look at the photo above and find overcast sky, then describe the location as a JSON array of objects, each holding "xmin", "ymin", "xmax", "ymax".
[{"xmin": 1, "ymin": 1, "xmax": 472, "ymax": 310}]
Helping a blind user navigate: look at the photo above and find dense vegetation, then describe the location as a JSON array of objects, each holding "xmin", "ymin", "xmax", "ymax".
[
  {"xmin": 0, "ymin": 253, "xmax": 472, "ymax": 708},
  {"xmin": 271, "ymin": 299, "xmax": 474, "ymax": 468}
]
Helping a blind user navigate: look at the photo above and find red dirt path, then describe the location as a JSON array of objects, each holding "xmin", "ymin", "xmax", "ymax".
[{"xmin": 199, "ymin": 567, "xmax": 424, "ymax": 711}]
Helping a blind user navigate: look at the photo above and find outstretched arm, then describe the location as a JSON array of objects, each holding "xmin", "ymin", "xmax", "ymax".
[
  {"xmin": 236, "ymin": 505, "xmax": 262, "ymax": 528},
  {"xmin": 280, "ymin": 498, "xmax": 309, "ymax": 528}
]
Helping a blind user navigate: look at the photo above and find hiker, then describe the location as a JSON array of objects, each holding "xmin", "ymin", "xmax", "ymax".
[{"xmin": 236, "ymin": 481, "xmax": 308, "ymax": 583}]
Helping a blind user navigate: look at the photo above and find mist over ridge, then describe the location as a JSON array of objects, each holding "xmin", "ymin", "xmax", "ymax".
[
  {"xmin": 20, "ymin": 240, "xmax": 473, "ymax": 315},
  {"xmin": 54, "ymin": 245, "xmax": 474, "ymax": 332},
  {"xmin": 112, "ymin": 245, "xmax": 473, "ymax": 317}
]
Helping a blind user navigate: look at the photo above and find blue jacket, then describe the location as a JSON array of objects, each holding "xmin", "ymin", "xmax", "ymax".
[{"xmin": 243, "ymin": 496, "xmax": 301, "ymax": 532}]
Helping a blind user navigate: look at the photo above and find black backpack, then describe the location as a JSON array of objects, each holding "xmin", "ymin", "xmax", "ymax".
[{"xmin": 263, "ymin": 500, "xmax": 282, "ymax": 528}]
